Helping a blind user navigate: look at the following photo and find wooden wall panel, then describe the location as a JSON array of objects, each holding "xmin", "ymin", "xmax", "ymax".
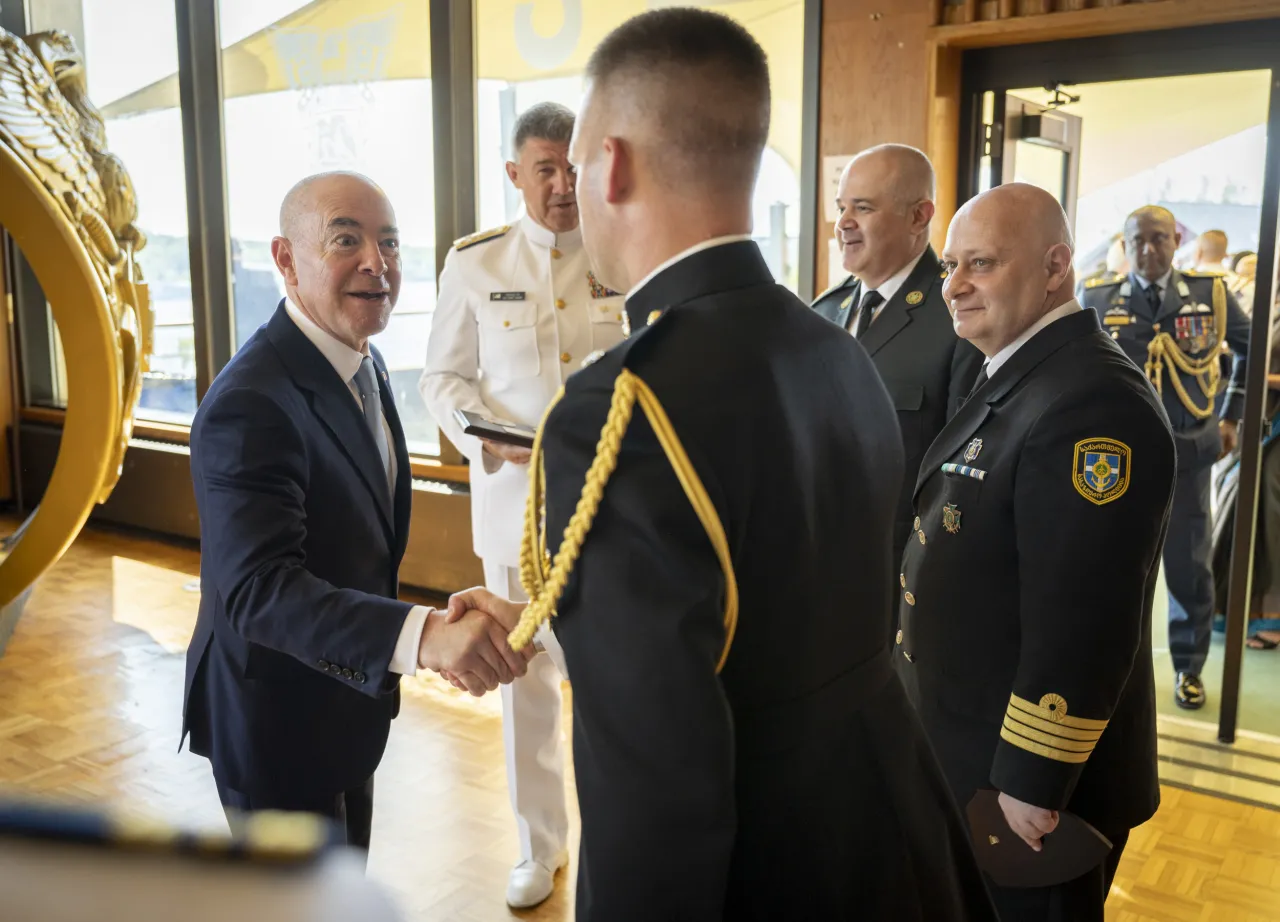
[
  {"xmin": 816, "ymin": 0, "xmax": 935, "ymax": 288},
  {"xmin": 0, "ymin": 238, "xmax": 13, "ymax": 502}
]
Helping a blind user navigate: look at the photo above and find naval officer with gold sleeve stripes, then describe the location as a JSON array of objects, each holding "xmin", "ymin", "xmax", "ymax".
[
  {"xmin": 419, "ymin": 102, "xmax": 624, "ymax": 909},
  {"xmin": 896, "ymin": 182, "xmax": 1175, "ymax": 922}
]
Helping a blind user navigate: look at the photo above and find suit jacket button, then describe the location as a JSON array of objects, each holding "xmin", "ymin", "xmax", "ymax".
[
  {"xmin": 355, "ymin": 672, "xmax": 367, "ymax": 683},
  {"xmin": 329, "ymin": 664, "xmax": 341, "ymax": 675},
  {"xmin": 896, "ymin": 629, "xmax": 904, "ymax": 645},
  {"xmin": 342, "ymin": 668, "xmax": 354, "ymax": 679},
  {"xmin": 318, "ymin": 660, "xmax": 330, "ymax": 670},
  {"xmin": 904, "ymin": 591, "xmax": 916, "ymax": 606}
]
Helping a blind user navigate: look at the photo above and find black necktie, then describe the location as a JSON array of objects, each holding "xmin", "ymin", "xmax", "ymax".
[
  {"xmin": 853, "ymin": 289, "xmax": 884, "ymax": 339},
  {"xmin": 966, "ymin": 365, "xmax": 989, "ymax": 402},
  {"xmin": 1147, "ymin": 283, "xmax": 1163, "ymax": 313}
]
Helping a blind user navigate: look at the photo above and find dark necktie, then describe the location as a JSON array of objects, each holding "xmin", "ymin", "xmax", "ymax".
[
  {"xmin": 1147, "ymin": 283, "xmax": 1163, "ymax": 314},
  {"xmin": 853, "ymin": 289, "xmax": 884, "ymax": 339},
  {"xmin": 964, "ymin": 365, "xmax": 989, "ymax": 405},
  {"xmin": 353, "ymin": 356, "xmax": 392, "ymax": 493}
]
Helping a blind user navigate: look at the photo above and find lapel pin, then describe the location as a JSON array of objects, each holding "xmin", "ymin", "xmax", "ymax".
[
  {"xmin": 841, "ymin": 294, "xmax": 854, "ymax": 311},
  {"xmin": 964, "ymin": 438, "xmax": 983, "ymax": 463},
  {"xmin": 905, "ymin": 291, "xmax": 924, "ymax": 305}
]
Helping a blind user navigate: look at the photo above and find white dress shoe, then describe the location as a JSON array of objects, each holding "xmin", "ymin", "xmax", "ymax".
[{"xmin": 506, "ymin": 851, "xmax": 568, "ymax": 909}]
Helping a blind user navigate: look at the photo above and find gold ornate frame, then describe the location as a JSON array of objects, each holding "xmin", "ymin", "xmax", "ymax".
[{"xmin": 0, "ymin": 28, "xmax": 151, "ymax": 609}]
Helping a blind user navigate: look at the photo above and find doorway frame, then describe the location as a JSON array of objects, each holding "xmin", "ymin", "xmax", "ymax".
[{"xmin": 930, "ymin": 15, "xmax": 1280, "ymax": 745}]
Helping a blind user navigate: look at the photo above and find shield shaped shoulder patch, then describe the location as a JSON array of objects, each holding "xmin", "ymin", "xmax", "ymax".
[{"xmin": 1073, "ymin": 438, "xmax": 1131, "ymax": 506}]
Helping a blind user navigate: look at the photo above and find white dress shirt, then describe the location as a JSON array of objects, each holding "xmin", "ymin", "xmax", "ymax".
[
  {"xmin": 846, "ymin": 248, "xmax": 927, "ymax": 335},
  {"xmin": 983, "ymin": 298, "xmax": 1083, "ymax": 379},
  {"xmin": 285, "ymin": 299, "xmax": 429, "ymax": 676}
]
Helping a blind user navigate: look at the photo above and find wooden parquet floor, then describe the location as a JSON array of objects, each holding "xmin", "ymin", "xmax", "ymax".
[{"xmin": 2, "ymin": 521, "xmax": 1280, "ymax": 920}]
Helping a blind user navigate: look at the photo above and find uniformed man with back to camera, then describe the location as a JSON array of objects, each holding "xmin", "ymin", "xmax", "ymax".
[
  {"xmin": 443, "ymin": 9, "xmax": 998, "ymax": 920},
  {"xmin": 1080, "ymin": 205, "xmax": 1250, "ymax": 710},
  {"xmin": 419, "ymin": 102, "xmax": 626, "ymax": 909}
]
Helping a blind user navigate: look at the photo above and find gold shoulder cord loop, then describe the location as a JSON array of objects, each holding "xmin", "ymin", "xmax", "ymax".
[
  {"xmin": 1143, "ymin": 277, "xmax": 1227, "ymax": 420},
  {"xmin": 513, "ymin": 369, "xmax": 740, "ymax": 672}
]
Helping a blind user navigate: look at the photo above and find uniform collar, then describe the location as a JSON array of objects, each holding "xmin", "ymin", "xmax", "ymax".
[
  {"xmin": 520, "ymin": 214, "xmax": 582, "ymax": 251},
  {"xmin": 1133, "ymin": 268, "xmax": 1172, "ymax": 292},
  {"xmin": 861, "ymin": 247, "xmax": 927, "ymax": 305},
  {"xmin": 628, "ymin": 234, "xmax": 756, "ymax": 300},
  {"xmin": 624, "ymin": 239, "xmax": 770, "ymax": 332},
  {"xmin": 284, "ymin": 297, "xmax": 366, "ymax": 386},
  {"xmin": 984, "ymin": 298, "xmax": 1082, "ymax": 379}
]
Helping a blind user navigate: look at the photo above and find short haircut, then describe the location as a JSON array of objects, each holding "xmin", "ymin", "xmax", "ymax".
[
  {"xmin": 512, "ymin": 102, "xmax": 575, "ymax": 156},
  {"xmin": 1198, "ymin": 229, "xmax": 1229, "ymax": 259},
  {"xmin": 583, "ymin": 8, "xmax": 770, "ymax": 193}
]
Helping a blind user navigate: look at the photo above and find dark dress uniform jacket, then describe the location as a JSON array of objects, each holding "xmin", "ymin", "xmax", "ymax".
[
  {"xmin": 1082, "ymin": 269, "xmax": 1249, "ymax": 462},
  {"xmin": 182, "ymin": 303, "xmax": 414, "ymax": 801},
  {"xmin": 812, "ymin": 247, "xmax": 983, "ymax": 561},
  {"xmin": 543, "ymin": 241, "xmax": 997, "ymax": 921},
  {"xmin": 896, "ymin": 308, "xmax": 1175, "ymax": 837}
]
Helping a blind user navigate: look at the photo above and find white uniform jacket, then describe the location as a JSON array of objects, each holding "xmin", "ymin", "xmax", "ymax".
[{"xmin": 420, "ymin": 215, "xmax": 627, "ymax": 567}]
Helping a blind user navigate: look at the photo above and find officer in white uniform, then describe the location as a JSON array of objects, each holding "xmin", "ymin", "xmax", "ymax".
[{"xmin": 419, "ymin": 102, "xmax": 625, "ymax": 909}]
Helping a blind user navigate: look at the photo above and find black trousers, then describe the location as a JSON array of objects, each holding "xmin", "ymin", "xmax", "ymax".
[
  {"xmin": 1166, "ymin": 457, "xmax": 1215, "ymax": 675},
  {"xmin": 215, "ymin": 774, "xmax": 375, "ymax": 858},
  {"xmin": 987, "ymin": 829, "xmax": 1129, "ymax": 922}
]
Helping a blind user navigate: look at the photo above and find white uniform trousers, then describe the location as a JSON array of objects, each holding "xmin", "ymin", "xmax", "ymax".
[{"xmin": 483, "ymin": 560, "xmax": 569, "ymax": 864}]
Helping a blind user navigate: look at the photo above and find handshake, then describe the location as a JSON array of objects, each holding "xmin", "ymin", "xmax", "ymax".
[{"xmin": 416, "ymin": 587, "xmax": 533, "ymax": 696}]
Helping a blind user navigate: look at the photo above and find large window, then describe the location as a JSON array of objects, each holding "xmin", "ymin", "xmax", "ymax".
[
  {"xmin": 218, "ymin": 0, "xmax": 440, "ymax": 456},
  {"xmin": 474, "ymin": 0, "xmax": 806, "ymax": 292},
  {"xmin": 24, "ymin": 0, "xmax": 196, "ymax": 424},
  {"xmin": 9, "ymin": 0, "xmax": 815, "ymax": 461}
]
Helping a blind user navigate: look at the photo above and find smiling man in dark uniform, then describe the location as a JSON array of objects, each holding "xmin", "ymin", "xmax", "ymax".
[
  {"xmin": 813, "ymin": 146, "xmax": 982, "ymax": 565},
  {"xmin": 1080, "ymin": 205, "xmax": 1251, "ymax": 710},
  {"xmin": 898, "ymin": 183, "xmax": 1176, "ymax": 922},
  {"xmin": 444, "ymin": 8, "xmax": 996, "ymax": 921}
]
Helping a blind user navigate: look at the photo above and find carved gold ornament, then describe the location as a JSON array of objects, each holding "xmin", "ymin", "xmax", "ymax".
[{"xmin": 0, "ymin": 28, "xmax": 152, "ymax": 608}]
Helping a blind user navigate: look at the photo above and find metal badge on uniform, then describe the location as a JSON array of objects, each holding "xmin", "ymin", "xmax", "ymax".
[
  {"xmin": 587, "ymin": 271, "xmax": 620, "ymax": 299},
  {"xmin": 1103, "ymin": 306, "xmax": 1132, "ymax": 326},
  {"xmin": 1073, "ymin": 438, "xmax": 1130, "ymax": 506},
  {"xmin": 490, "ymin": 291, "xmax": 526, "ymax": 301},
  {"xmin": 905, "ymin": 291, "xmax": 924, "ymax": 305},
  {"xmin": 840, "ymin": 294, "xmax": 854, "ymax": 311},
  {"xmin": 964, "ymin": 438, "xmax": 983, "ymax": 463},
  {"xmin": 942, "ymin": 503, "xmax": 961, "ymax": 534},
  {"xmin": 580, "ymin": 349, "xmax": 605, "ymax": 368}
]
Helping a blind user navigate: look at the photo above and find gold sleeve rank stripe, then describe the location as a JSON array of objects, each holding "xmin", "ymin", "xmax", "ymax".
[
  {"xmin": 1000, "ymin": 725, "xmax": 1093, "ymax": 764},
  {"xmin": 1001, "ymin": 716, "xmax": 1097, "ymax": 752},
  {"xmin": 1002, "ymin": 694, "xmax": 1106, "ymax": 763},
  {"xmin": 1008, "ymin": 693, "xmax": 1108, "ymax": 730}
]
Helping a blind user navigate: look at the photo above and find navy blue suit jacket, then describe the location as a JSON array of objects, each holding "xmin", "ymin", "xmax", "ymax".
[{"xmin": 182, "ymin": 302, "xmax": 415, "ymax": 800}]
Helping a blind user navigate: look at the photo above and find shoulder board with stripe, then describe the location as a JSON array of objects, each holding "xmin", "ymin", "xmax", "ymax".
[
  {"xmin": 1084, "ymin": 273, "xmax": 1125, "ymax": 289},
  {"xmin": 453, "ymin": 225, "xmax": 510, "ymax": 251},
  {"xmin": 1181, "ymin": 268, "xmax": 1226, "ymax": 278}
]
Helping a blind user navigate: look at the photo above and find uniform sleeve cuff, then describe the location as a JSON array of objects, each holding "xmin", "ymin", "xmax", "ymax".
[{"xmin": 389, "ymin": 605, "xmax": 432, "ymax": 675}]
